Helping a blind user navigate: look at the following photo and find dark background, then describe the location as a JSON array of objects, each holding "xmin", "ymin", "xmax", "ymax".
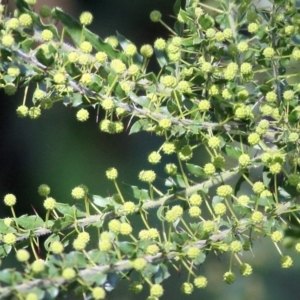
[{"xmin": 0, "ymin": 1, "xmax": 300, "ymax": 299}]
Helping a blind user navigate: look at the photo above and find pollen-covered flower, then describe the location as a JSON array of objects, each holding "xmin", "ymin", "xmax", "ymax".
[
  {"xmin": 154, "ymin": 38, "xmax": 166, "ymax": 50},
  {"xmin": 79, "ymin": 11, "xmax": 93, "ymax": 26},
  {"xmin": 41, "ymin": 29, "xmax": 53, "ymax": 42},
  {"xmin": 76, "ymin": 108, "xmax": 89, "ymax": 122},
  {"xmin": 110, "ymin": 59, "xmax": 126, "ymax": 74}
]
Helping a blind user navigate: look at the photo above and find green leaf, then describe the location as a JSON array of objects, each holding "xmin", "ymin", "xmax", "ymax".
[
  {"xmin": 154, "ymin": 264, "xmax": 171, "ymax": 284},
  {"xmin": 129, "ymin": 119, "xmax": 150, "ymax": 134},
  {"xmin": 17, "ymin": 215, "xmax": 44, "ymax": 230},
  {"xmin": 0, "ymin": 244, "xmax": 12, "ymax": 258},
  {"xmin": 212, "ymin": 196, "xmax": 223, "ymax": 207},
  {"xmin": 53, "ymin": 8, "xmax": 82, "ymax": 46},
  {"xmin": 223, "ymin": 145, "xmax": 242, "ymax": 159},
  {"xmin": 71, "ymin": 93, "xmax": 83, "ymax": 107},
  {"xmin": 175, "ymin": 174, "xmax": 187, "ymax": 188},
  {"xmin": 35, "ymin": 48, "xmax": 54, "ymax": 67},
  {"xmin": 122, "ymin": 183, "xmax": 150, "ymax": 201},
  {"xmin": 15, "ymin": 0, "xmax": 30, "ymax": 12},
  {"xmin": 0, "ymin": 220, "xmax": 16, "ymax": 234},
  {"xmin": 84, "ymin": 27, "xmax": 122, "ymax": 60},
  {"xmin": 193, "ymin": 252, "xmax": 206, "ymax": 265},
  {"xmin": 129, "ymin": 93, "xmax": 151, "ymax": 107},
  {"xmin": 93, "ymin": 195, "xmax": 113, "ymax": 207},
  {"xmin": 55, "ymin": 203, "xmax": 85, "ymax": 218},
  {"xmin": 116, "ymin": 241, "xmax": 136, "ymax": 255},
  {"xmin": 171, "ymin": 232, "xmax": 189, "ymax": 246},
  {"xmin": 0, "ymin": 270, "xmax": 23, "ymax": 284},
  {"xmin": 116, "ymin": 32, "xmax": 143, "ymax": 65},
  {"xmin": 186, "ymin": 163, "xmax": 205, "ymax": 177},
  {"xmin": 154, "ymin": 49, "xmax": 168, "ymax": 68},
  {"xmin": 173, "ymin": 0, "xmax": 182, "ymax": 15}
]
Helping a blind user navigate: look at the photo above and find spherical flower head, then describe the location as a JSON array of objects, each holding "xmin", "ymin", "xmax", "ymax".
[
  {"xmin": 26, "ymin": 0, "xmax": 36, "ymax": 5},
  {"xmin": 4, "ymin": 217, "xmax": 13, "ymax": 226},
  {"xmin": 5, "ymin": 18, "xmax": 20, "ymax": 30},
  {"xmin": 177, "ymin": 80, "xmax": 192, "ymax": 93},
  {"xmin": 128, "ymin": 64, "xmax": 140, "ymax": 76},
  {"xmin": 148, "ymin": 151, "xmax": 161, "ymax": 164},
  {"xmin": 99, "ymin": 239, "xmax": 112, "ymax": 252},
  {"xmin": 206, "ymin": 28, "xmax": 216, "ymax": 39},
  {"xmin": 146, "ymin": 244, "xmax": 159, "ymax": 255},
  {"xmin": 214, "ymin": 202, "xmax": 227, "ymax": 215},
  {"xmin": 159, "ymin": 119, "xmax": 172, "ymax": 130},
  {"xmin": 258, "ymin": 119, "xmax": 270, "ymax": 130},
  {"xmin": 79, "ymin": 11, "xmax": 93, "ymax": 26},
  {"xmin": 3, "ymin": 233, "xmax": 16, "ymax": 245},
  {"xmin": 223, "ymin": 28, "xmax": 233, "ymax": 39},
  {"xmin": 289, "ymin": 132, "xmax": 299, "ymax": 142},
  {"xmin": 77, "ymin": 232, "xmax": 90, "ymax": 244},
  {"xmin": 121, "ymin": 201, "xmax": 136, "ymax": 215},
  {"xmin": 167, "ymin": 43, "xmax": 179, "ymax": 54},
  {"xmin": 240, "ymin": 263, "xmax": 252, "ymax": 276},
  {"xmin": 187, "ymin": 246, "xmax": 201, "ymax": 259},
  {"xmin": 208, "ymin": 84, "xmax": 219, "ymax": 96},
  {"xmin": 198, "ymin": 100, "xmax": 210, "ymax": 112},
  {"xmin": 120, "ymin": 222, "xmax": 132, "ymax": 235},
  {"xmin": 62, "ymin": 267, "xmax": 76, "ymax": 280},
  {"xmin": 7, "ymin": 66, "xmax": 20, "ymax": 77},
  {"xmin": 108, "ymin": 219, "xmax": 121, "ymax": 233},
  {"xmin": 203, "ymin": 220, "xmax": 215, "ymax": 233},
  {"xmin": 129, "ymin": 282, "xmax": 143, "ymax": 294},
  {"xmin": 215, "ymin": 32, "xmax": 225, "ymax": 42},
  {"xmin": 105, "ymin": 167, "xmax": 118, "ymax": 180},
  {"xmin": 237, "ymin": 195, "xmax": 250, "ymax": 206},
  {"xmin": 26, "ymin": 294, "xmax": 38, "ymax": 300},
  {"xmin": 181, "ymin": 282, "xmax": 193, "ymax": 295},
  {"xmin": 265, "ymin": 91, "xmax": 277, "ymax": 103},
  {"xmin": 78, "ymin": 54, "xmax": 90, "ymax": 65},
  {"xmin": 223, "ymin": 271, "xmax": 235, "ymax": 284},
  {"xmin": 116, "ymin": 107, "xmax": 126, "ymax": 116},
  {"xmin": 269, "ymin": 162, "xmax": 282, "ymax": 174},
  {"xmin": 165, "ymin": 163, "xmax": 177, "ymax": 175},
  {"xmin": 67, "ymin": 51, "xmax": 79, "ymax": 63},
  {"xmin": 31, "ymin": 259, "xmax": 45, "ymax": 273},
  {"xmin": 263, "ymin": 47, "xmax": 275, "ymax": 59},
  {"xmin": 285, "ymin": 25, "xmax": 295, "ymax": 35},
  {"xmin": 203, "ymin": 163, "xmax": 216, "ymax": 176},
  {"xmin": 71, "ymin": 186, "xmax": 85, "ymax": 199},
  {"xmin": 248, "ymin": 132, "xmax": 260, "ymax": 146},
  {"xmin": 216, "ymin": 185, "xmax": 233, "ymax": 197},
  {"xmin": 16, "ymin": 249, "xmax": 30, "ymax": 262},
  {"xmin": 154, "ymin": 38, "xmax": 166, "ymax": 50},
  {"xmin": 53, "ymin": 73, "xmax": 66, "ymax": 84},
  {"xmin": 50, "ymin": 241, "xmax": 64, "ymax": 254},
  {"xmin": 76, "ymin": 108, "xmax": 89, "ymax": 122},
  {"xmin": 230, "ymin": 240, "xmax": 242, "ymax": 253},
  {"xmin": 222, "ymin": 88, "xmax": 232, "ymax": 100},
  {"xmin": 237, "ymin": 41, "xmax": 248, "ymax": 53},
  {"xmin": 2, "ymin": 34, "xmax": 14, "ymax": 47},
  {"xmin": 132, "ymin": 257, "xmax": 147, "ymax": 271},
  {"xmin": 189, "ymin": 194, "xmax": 202, "ymax": 206},
  {"xmin": 238, "ymin": 154, "xmax": 251, "ymax": 168},
  {"xmin": 260, "ymin": 189, "xmax": 272, "ymax": 198},
  {"xmin": 283, "ymin": 90, "xmax": 294, "ymax": 101},
  {"xmin": 162, "ymin": 142, "xmax": 175, "ymax": 155},
  {"xmin": 110, "ymin": 59, "xmax": 126, "ymax": 74},
  {"xmin": 139, "ymin": 170, "xmax": 156, "ymax": 183},
  {"xmin": 150, "ymin": 10, "xmax": 162, "ymax": 22},
  {"xmin": 252, "ymin": 181, "xmax": 265, "ymax": 194},
  {"xmin": 95, "ymin": 51, "xmax": 107, "ymax": 64},
  {"xmin": 147, "ymin": 228, "xmax": 159, "ymax": 240},
  {"xmin": 292, "ymin": 49, "xmax": 300, "ymax": 60},
  {"xmin": 201, "ymin": 62, "xmax": 213, "ymax": 73},
  {"xmin": 4, "ymin": 193, "xmax": 16, "ymax": 207},
  {"xmin": 101, "ymin": 97, "xmax": 114, "ymax": 110},
  {"xmin": 295, "ymin": 243, "xmax": 300, "ymax": 253},
  {"xmin": 189, "ymin": 206, "xmax": 201, "ymax": 217},
  {"xmin": 160, "ymin": 75, "xmax": 177, "ymax": 88},
  {"xmin": 125, "ymin": 44, "xmax": 137, "ymax": 56},
  {"xmin": 73, "ymin": 238, "xmax": 86, "ymax": 251},
  {"xmin": 40, "ymin": 5, "xmax": 51, "ymax": 18},
  {"xmin": 248, "ymin": 22, "xmax": 258, "ymax": 33},
  {"xmin": 281, "ymin": 255, "xmax": 293, "ymax": 268},
  {"xmin": 251, "ymin": 211, "xmax": 263, "ymax": 223},
  {"xmin": 80, "ymin": 41, "xmax": 92, "ymax": 53},
  {"xmin": 139, "ymin": 229, "xmax": 150, "ymax": 240},
  {"xmin": 140, "ymin": 44, "xmax": 154, "ymax": 58},
  {"xmin": 150, "ymin": 284, "xmax": 164, "ymax": 297},
  {"xmin": 105, "ymin": 36, "xmax": 118, "ymax": 48},
  {"xmin": 288, "ymin": 174, "xmax": 300, "ymax": 186},
  {"xmin": 271, "ymin": 230, "xmax": 283, "ymax": 243},
  {"xmin": 208, "ymin": 136, "xmax": 221, "ymax": 149},
  {"xmin": 16, "ymin": 105, "xmax": 28, "ymax": 119},
  {"xmin": 194, "ymin": 276, "xmax": 208, "ymax": 288},
  {"xmin": 171, "ymin": 36, "xmax": 182, "ymax": 47},
  {"xmin": 92, "ymin": 287, "xmax": 106, "ymax": 300},
  {"xmin": 43, "ymin": 197, "xmax": 56, "ymax": 210},
  {"xmin": 165, "ymin": 210, "xmax": 177, "ymax": 223},
  {"xmin": 41, "ymin": 29, "xmax": 53, "ymax": 42},
  {"xmin": 240, "ymin": 62, "xmax": 252, "ymax": 75},
  {"xmin": 19, "ymin": 13, "xmax": 33, "ymax": 26}
]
